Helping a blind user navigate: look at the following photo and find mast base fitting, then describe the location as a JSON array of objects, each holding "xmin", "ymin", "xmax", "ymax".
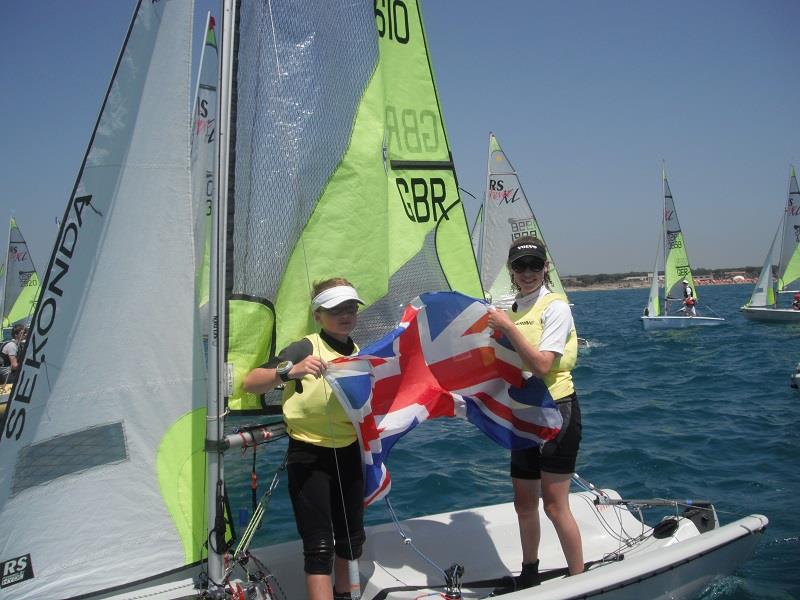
[{"xmin": 443, "ymin": 563, "xmax": 464, "ymax": 598}]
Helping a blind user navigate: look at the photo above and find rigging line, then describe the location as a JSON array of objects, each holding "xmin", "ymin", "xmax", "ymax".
[
  {"xmin": 320, "ymin": 339, "xmax": 359, "ymax": 581},
  {"xmin": 384, "ymin": 496, "xmax": 449, "ymax": 582},
  {"xmin": 458, "ymin": 186, "xmax": 478, "ymax": 201},
  {"xmin": 231, "ymin": 449, "xmax": 288, "ymax": 565}
]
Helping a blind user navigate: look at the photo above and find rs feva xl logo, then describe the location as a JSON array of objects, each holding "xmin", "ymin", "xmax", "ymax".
[{"xmin": 1, "ymin": 554, "xmax": 34, "ymax": 588}]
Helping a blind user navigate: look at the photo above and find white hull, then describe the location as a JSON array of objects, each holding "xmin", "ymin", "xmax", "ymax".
[
  {"xmin": 741, "ymin": 307, "xmax": 800, "ymax": 323},
  {"xmin": 641, "ymin": 316, "xmax": 725, "ymax": 330},
  {"xmin": 96, "ymin": 490, "xmax": 767, "ymax": 600}
]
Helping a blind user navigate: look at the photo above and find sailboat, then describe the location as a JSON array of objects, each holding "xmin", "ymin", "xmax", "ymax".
[
  {"xmin": 641, "ymin": 170, "xmax": 724, "ymax": 330},
  {"xmin": 1, "ymin": 217, "xmax": 41, "ymax": 335},
  {"xmin": 0, "ymin": 2, "xmax": 764, "ymax": 599},
  {"xmin": 741, "ymin": 166, "xmax": 800, "ymax": 322},
  {"xmin": 476, "ymin": 133, "xmax": 568, "ymax": 308}
]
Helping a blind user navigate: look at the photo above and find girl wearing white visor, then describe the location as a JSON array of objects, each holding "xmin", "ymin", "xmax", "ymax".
[{"xmin": 244, "ymin": 278, "xmax": 365, "ymax": 600}]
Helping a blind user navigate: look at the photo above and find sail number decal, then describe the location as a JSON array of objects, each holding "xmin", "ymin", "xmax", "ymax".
[
  {"xmin": 385, "ymin": 107, "xmax": 439, "ymax": 153},
  {"xmin": 396, "ymin": 177, "xmax": 449, "ymax": 223},
  {"xmin": 666, "ymin": 230, "xmax": 682, "ymax": 249},
  {"xmin": 510, "ymin": 218, "xmax": 539, "ymax": 240},
  {"xmin": 375, "ymin": 0, "xmax": 410, "ymax": 44}
]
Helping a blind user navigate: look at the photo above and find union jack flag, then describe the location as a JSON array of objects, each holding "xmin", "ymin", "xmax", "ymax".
[{"xmin": 325, "ymin": 291, "xmax": 562, "ymax": 506}]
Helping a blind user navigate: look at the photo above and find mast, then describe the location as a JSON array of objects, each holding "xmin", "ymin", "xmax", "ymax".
[
  {"xmin": 206, "ymin": 0, "xmax": 237, "ymax": 586},
  {"xmin": 477, "ymin": 133, "xmax": 492, "ymax": 290},
  {"xmin": 661, "ymin": 166, "xmax": 668, "ymax": 312},
  {"xmin": 777, "ymin": 165, "xmax": 800, "ymax": 293}
]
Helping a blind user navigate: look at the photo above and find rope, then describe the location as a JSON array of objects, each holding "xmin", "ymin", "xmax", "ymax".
[{"xmin": 383, "ymin": 496, "xmax": 449, "ymax": 582}]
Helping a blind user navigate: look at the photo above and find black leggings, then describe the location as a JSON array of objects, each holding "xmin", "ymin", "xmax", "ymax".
[{"xmin": 287, "ymin": 438, "xmax": 365, "ymax": 573}]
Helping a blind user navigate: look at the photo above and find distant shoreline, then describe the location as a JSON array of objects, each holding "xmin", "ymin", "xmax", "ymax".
[{"xmin": 564, "ymin": 279, "xmax": 755, "ymax": 292}]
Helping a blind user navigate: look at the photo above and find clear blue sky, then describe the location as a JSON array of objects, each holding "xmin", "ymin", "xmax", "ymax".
[{"xmin": 2, "ymin": 1, "xmax": 798, "ymax": 276}]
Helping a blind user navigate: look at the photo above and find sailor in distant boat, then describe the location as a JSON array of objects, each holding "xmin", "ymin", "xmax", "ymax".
[
  {"xmin": 792, "ymin": 293, "xmax": 800, "ymax": 310},
  {"xmin": 681, "ymin": 279, "xmax": 697, "ymax": 316},
  {"xmin": 487, "ymin": 236, "xmax": 584, "ymax": 593},
  {"xmin": 0, "ymin": 324, "xmax": 26, "ymax": 384},
  {"xmin": 243, "ymin": 278, "xmax": 365, "ymax": 600}
]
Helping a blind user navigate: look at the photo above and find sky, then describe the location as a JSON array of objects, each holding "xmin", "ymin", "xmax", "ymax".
[{"xmin": 1, "ymin": 1, "xmax": 798, "ymax": 277}]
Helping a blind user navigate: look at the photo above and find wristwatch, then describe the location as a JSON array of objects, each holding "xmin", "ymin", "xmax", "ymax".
[{"xmin": 276, "ymin": 360, "xmax": 293, "ymax": 382}]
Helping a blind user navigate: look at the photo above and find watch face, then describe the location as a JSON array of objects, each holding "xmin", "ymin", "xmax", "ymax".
[{"xmin": 277, "ymin": 360, "xmax": 292, "ymax": 374}]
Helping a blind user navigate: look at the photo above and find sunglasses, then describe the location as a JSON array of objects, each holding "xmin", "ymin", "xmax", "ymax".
[
  {"xmin": 322, "ymin": 302, "xmax": 359, "ymax": 316},
  {"xmin": 510, "ymin": 258, "xmax": 545, "ymax": 273}
]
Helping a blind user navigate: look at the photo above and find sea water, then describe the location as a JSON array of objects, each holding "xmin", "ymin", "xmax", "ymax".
[{"xmin": 226, "ymin": 284, "xmax": 799, "ymax": 599}]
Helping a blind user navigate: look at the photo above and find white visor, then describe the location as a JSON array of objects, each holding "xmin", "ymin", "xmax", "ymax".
[{"xmin": 311, "ymin": 285, "xmax": 364, "ymax": 312}]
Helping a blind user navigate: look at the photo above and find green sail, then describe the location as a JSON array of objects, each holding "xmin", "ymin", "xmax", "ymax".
[
  {"xmin": 226, "ymin": 1, "xmax": 481, "ymax": 411},
  {"xmin": 2, "ymin": 217, "xmax": 41, "ymax": 330},
  {"xmin": 776, "ymin": 167, "xmax": 800, "ymax": 293},
  {"xmin": 662, "ymin": 173, "xmax": 697, "ymax": 304}
]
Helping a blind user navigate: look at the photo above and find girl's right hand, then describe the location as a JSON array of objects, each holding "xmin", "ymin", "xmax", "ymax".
[{"xmin": 292, "ymin": 355, "xmax": 327, "ymax": 379}]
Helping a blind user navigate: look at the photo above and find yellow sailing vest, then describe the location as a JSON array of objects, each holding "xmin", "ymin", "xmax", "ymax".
[
  {"xmin": 281, "ymin": 333, "xmax": 358, "ymax": 448},
  {"xmin": 508, "ymin": 293, "xmax": 578, "ymax": 400}
]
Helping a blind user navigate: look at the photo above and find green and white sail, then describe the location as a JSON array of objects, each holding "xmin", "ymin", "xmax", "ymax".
[
  {"xmin": 0, "ymin": 2, "xmax": 207, "ymax": 598},
  {"xmin": 662, "ymin": 170, "xmax": 697, "ymax": 305},
  {"xmin": 190, "ymin": 12, "xmax": 218, "ymax": 332},
  {"xmin": 477, "ymin": 133, "xmax": 566, "ymax": 302},
  {"xmin": 1, "ymin": 218, "xmax": 41, "ymax": 330},
  {"xmin": 224, "ymin": 0, "xmax": 483, "ymax": 411},
  {"xmin": 776, "ymin": 166, "xmax": 800, "ymax": 293},
  {"xmin": 644, "ymin": 236, "xmax": 662, "ymax": 316},
  {"xmin": 744, "ymin": 227, "xmax": 779, "ymax": 308}
]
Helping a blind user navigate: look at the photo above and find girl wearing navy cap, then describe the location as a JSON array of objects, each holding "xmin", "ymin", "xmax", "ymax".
[{"xmin": 487, "ymin": 235, "xmax": 584, "ymax": 592}]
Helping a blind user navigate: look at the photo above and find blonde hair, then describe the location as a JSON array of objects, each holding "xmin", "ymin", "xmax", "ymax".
[{"xmin": 311, "ymin": 277, "xmax": 356, "ymax": 299}]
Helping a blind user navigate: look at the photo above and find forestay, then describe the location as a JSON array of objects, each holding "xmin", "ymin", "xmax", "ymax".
[{"xmin": 0, "ymin": 2, "xmax": 206, "ymax": 598}]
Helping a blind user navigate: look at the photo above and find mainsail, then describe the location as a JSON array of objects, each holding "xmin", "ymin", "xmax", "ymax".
[
  {"xmin": 777, "ymin": 166, "xmax": 800, "ymax": 293},
  {"xmin": 1, "ymin": 218, "xmax": 41, "ymax": 331},
  {"xmin": 0, "ymin": 2, "xmax": 206, "ymax": 598},
  {"xmin": 224, "ymin": 0, "xmax": 483, "ymax": 411},
  {"xmin": 477, "ymin": 133, "xmax": 567, "ymax": 302},
  {"xmin": 662, "ymin": 170, "xmax": 698, "ymax": 305}
]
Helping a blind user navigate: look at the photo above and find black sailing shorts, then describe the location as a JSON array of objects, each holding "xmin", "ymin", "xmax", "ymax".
[{"xmin": 510, "ymin": 392, "xmax": 582, "ymax": 478}]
